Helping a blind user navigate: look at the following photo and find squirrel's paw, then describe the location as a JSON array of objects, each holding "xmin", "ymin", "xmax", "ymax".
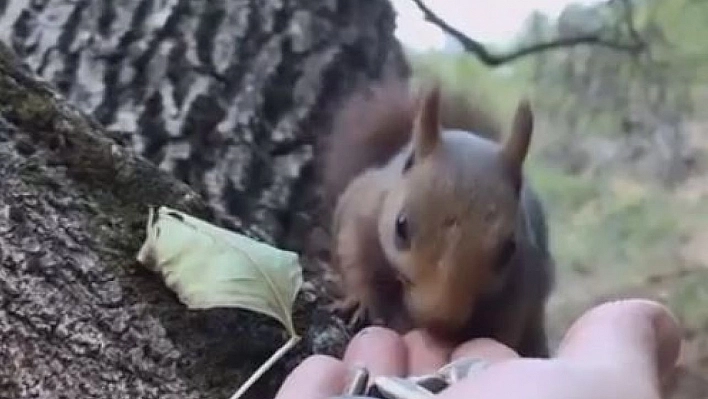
[
  {"xmin": 326, "ymin": 296, "xmax": 370, "ymax": 328},
  {"xmin": 326, "ymin": 296, "xmax": 359, "ymax": 315},
  {"xmin": 346, "ymin": 303, "xmax": 370, "ymax": 329}
]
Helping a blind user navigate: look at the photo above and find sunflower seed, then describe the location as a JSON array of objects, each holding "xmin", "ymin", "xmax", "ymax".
[
  {"xmin": 344, "ymin": 366, "xmax": 370, "ymax": 395},
  {"xmin": 407, "ymin": 374, "xmax": 448, "ymax": 394},
  {"xmin": 369, "ymin": 376, "xmax": 434, "ymax": 399},
  {"xmin": 437, "ymin": 357, "xmax": 490, "ymax": 384}
]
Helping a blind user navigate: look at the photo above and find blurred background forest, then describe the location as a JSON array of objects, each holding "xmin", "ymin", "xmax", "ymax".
[{"xmin": 400, "ymin": 0, "xmax": 708, "ymax": 393}]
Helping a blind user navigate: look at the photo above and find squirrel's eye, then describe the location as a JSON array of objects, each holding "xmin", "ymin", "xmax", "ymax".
[
  {"xmin": 402, "ymin": 152, "xmax": 414, "ymax": 173},
  {"xmin": 496, "ymin": 238, "xmax": 516, "ymax": 270},
  {"xmin": 394, "ymin": 212, "xmax": 411, "ymax": 250}
]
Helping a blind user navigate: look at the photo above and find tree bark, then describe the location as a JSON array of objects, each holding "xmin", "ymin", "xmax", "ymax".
[
  {"xmin": 2, "ymin": 0, "xmax": 408, "ymax": 251},
  {"xmin": 0, "ymin": 1, "xmax": 409, "ymax": 398}
]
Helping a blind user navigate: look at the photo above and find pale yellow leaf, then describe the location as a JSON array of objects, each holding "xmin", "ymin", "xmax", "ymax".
[{"xmin": 136, "ymin": 206, "xmax": 303, "ymax": 337}]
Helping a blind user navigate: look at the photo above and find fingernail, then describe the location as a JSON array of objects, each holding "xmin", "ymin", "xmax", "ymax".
[
  {"xmin": 355, "ymin": 326, "xmax": 378, "ymax": 338},
  {"xmin": 356, "ymin": 329, "xmax": 370, "ymax": 337}
]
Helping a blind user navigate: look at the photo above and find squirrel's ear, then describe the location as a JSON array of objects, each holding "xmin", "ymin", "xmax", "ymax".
[
  {"xmin": 500, "ymin": 98, "xmax": 533, "ymax": 177},
  {"xmin": 412, "ymin": 84, "xmax": 441, "ymax": 160}
]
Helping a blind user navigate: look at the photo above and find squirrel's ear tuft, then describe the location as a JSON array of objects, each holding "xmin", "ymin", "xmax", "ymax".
[
  {"xmin": 501, "ymin": 98, "xmax": 533, "ymax": 181},
  {"xmin": 412, "ymin": 83, "xmax": 441, "ymax": 160}
]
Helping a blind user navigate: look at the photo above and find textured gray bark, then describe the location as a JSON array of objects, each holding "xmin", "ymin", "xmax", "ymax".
[
  {"xmin": 2, "ymin": 0, "xmax": 408, "ymax": 251},
  {"xmin": 0, "ymin": 41, "xmax": 341, "ymax": 399},
  {"xmin": 0, "ymin": 1, "xmax": 409, "ymax": 398}
]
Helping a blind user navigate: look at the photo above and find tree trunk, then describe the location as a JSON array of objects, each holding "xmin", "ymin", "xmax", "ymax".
[
  {"xmin": 2, "ymin": 0, "xmax": 408, "ymax": 251},
  {"xmin": 0, "ymin": 1, "xmax": 409, "ymax": 398}
]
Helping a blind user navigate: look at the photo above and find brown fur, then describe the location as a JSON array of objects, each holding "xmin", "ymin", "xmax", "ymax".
[
  {"xmin": 322, "ymin": 77, "xmax": 555, "ymax": 357},
  {"xmin": 321, "ymin": 79, "xmax": 501, "ymax": 208}
]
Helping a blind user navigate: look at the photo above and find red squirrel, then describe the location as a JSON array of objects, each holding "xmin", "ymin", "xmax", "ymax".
[{"xmin": 320, "ymin": 78, "xmax": 555, "ymax": 358}]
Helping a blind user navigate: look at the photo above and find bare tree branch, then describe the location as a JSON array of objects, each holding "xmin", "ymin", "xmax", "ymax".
[
  {"xmin": 618, "ymin": 0, "xmax": 643, "ymax": 44},
  {"xmin": 410, "ymin": 0, "xmax": 646, "ymax": 66}
]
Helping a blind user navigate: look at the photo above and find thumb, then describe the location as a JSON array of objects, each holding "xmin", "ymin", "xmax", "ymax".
[{"xmin": 556, "ymin": 299, "xmax": 682, "ymax": 390}]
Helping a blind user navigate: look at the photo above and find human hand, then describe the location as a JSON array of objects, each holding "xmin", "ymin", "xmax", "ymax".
[{"xmin": 273, "ymin": 299, "xmax": 681, "ymax": 399}]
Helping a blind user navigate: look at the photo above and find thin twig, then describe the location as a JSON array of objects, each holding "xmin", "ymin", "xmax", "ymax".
[
  {"xmin": 410, "ymin": 0, "xmax": 645, "ymax": 66},
  {"xmin": 229, "ymin": 335, "xmax": 301, "ymax": 399}
]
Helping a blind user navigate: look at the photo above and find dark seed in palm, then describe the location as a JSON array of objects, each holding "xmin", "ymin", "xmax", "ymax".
[
  {"xmin": 344, "ymin": 366, "xmax": 370, "ymax": 395},
  {"xmin": 408, "ymin": 374, "xmax": 448, "ymax": 393},
  {"xmin": 370, "ymin": 376, "xmax": 434, "ymax": 399}
]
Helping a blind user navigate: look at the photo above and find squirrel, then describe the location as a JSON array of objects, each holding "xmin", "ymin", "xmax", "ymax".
[{"xmin": 319, "ymin": 77, "xmax": 556, "ymax": 358}]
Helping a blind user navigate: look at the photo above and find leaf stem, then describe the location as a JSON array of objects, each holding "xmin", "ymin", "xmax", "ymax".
[{"xmin": 229, "ymin": 335, "xmax": 301, "ymax": 399}]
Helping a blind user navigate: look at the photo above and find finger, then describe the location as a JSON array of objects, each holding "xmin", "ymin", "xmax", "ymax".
[
  {"xmin": 274, "ymin": 355, "xmax": 349, "ymax": 399},
  {"xmin": 343, "ymin": 326, "xmax": 408, "ymax": 377},
  {"xmin": 403, "ymin": 329, "xmax": 455, "ymax": 375},
  {"xmin": 451, "ymin": 338, "xmax": 520, "ymax": 363},
  {"xmin": 557, "ymin": 299, "xmax": 682, "ymax": 385}
]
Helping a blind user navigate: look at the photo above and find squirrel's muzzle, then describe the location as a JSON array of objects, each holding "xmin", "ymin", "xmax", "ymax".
[{"xmin": 403, "ymin": 269, "xmax": 477, "ymax": 340}]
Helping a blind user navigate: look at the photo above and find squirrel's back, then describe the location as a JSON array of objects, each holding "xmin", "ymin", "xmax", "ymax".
[{"xmin": 321, "ymin": 78, "xmax": 502, "ymax": 208}]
